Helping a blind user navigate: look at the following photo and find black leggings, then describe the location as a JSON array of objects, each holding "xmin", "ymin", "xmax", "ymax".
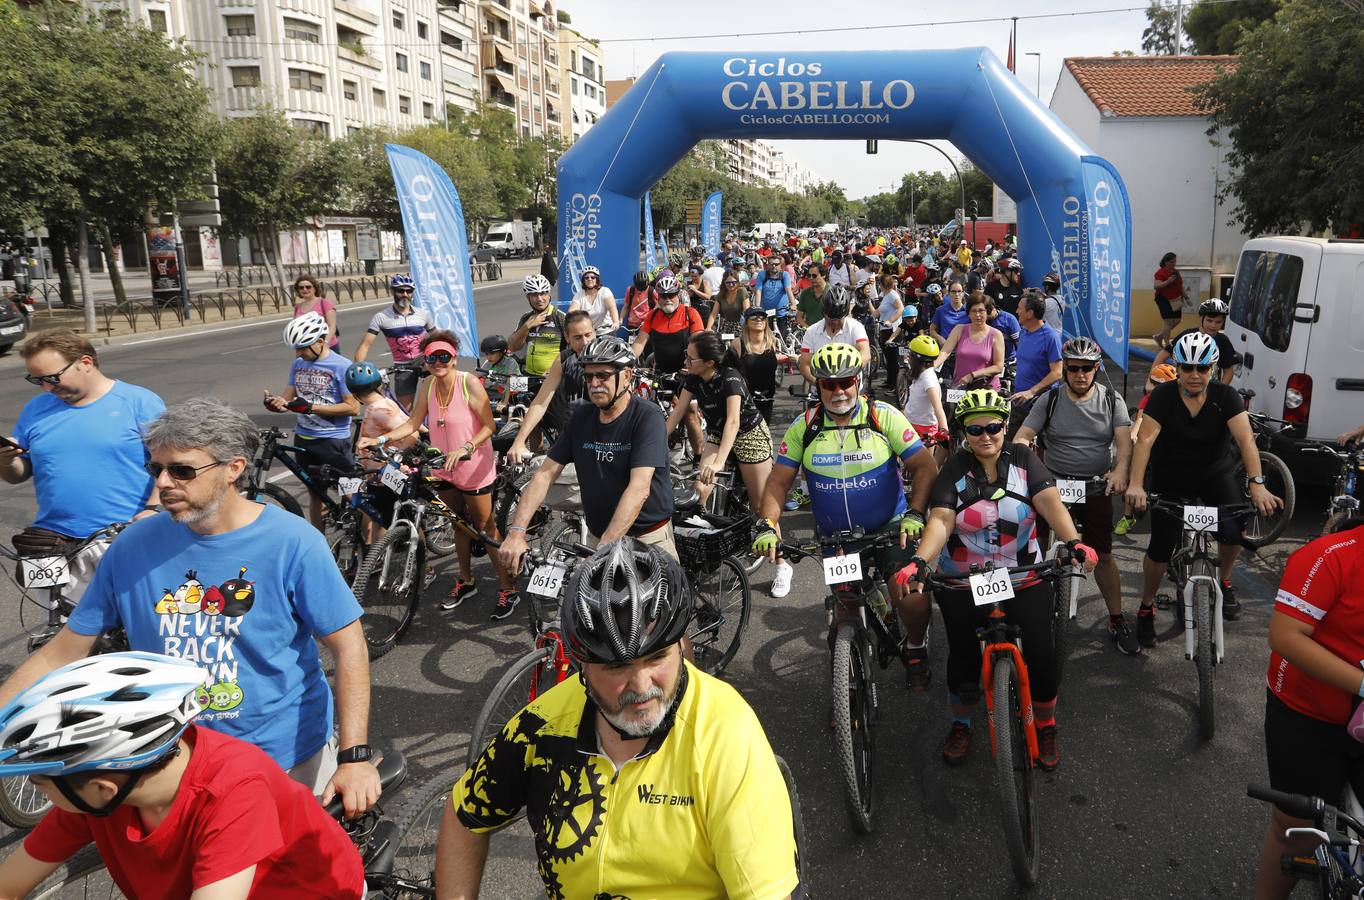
[
  {"xmin": 1145, "ymin": 471, "xmax": 1243, "ymax": 564},
  {"xmin": 935, "ymin": 581, "xmax": 1058, "ymax": 706}
]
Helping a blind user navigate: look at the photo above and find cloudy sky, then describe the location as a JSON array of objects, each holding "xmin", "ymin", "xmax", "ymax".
[{"xmin": 561, "ymin": 0, "xmax": 1154, "ymax": 197}]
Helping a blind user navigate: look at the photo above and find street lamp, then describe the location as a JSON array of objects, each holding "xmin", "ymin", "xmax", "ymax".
[{"xmin": 1025, "ymin": 52, "xmax": 1042, "ymax": 98}]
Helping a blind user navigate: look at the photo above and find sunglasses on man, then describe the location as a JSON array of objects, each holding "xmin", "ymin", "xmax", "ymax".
[
  {"xmin": 23, "ymin": 359, "xmax": 78, "ymax": 386},
  {"xmin": 818, "ymin": 375, "xmax": 858, "ymax": 391},
  {"xmin": 1065, "ymin": 363, "xmax": 1096, "ymax": 374},
  {"xmin": 144, "ymin": 460, "xmax": 225, "ymax": 482}
]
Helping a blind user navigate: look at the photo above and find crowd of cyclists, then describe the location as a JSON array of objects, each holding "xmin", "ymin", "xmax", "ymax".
[{"xmin": 0, "ymin": 223, "xmax": 1360, "ymax": 898}]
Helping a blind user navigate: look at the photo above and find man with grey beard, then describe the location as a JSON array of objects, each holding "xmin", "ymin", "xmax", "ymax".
[
  {"xmin": 442, "ymin": 539, "xmax": 799, "ymax": 899},
  {"xmin": 0, "ymin": 398, "xmax": 382, "ymax": 819}
]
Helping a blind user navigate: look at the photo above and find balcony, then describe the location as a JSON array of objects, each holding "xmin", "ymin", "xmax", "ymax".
[
  {"xmin": 480, "ymin": 0, "xmax": 512, "ymax": 21},
  {"xmin": 334, "ymin": 0, "xmax": 379, "ymax": 25},
  {"xmin": 489, "ymin": 89, "xmax": 515, "ymax": 109}
]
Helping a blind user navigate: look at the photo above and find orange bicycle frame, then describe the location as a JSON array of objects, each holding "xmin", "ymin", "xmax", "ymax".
[{"xmin": 980, "ymin": 609, "xmax": 1040, "ymax": 765}]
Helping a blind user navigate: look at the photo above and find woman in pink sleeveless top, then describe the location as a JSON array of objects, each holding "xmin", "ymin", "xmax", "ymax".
[
  {"xmin": 357, "ymin": 330, "xmax": 517, "ymax": 617},
  {"xmin": 935, "ymin": 293, "xmax": 1004, "ymax": 389}
]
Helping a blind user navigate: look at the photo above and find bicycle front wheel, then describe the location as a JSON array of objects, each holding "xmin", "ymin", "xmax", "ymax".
[
  {"xmin": 1194, "ymin": 577, "xmax": 1216, "ymax": 741},
  {"xmin": 390, "ymin": 773, "xmax": 455, "ymax": 897},
  {"xmin": 467, "ymin": 645, "xmax": 561, "ymax": 770},
  {"xmin": 688, "ymin": 557, "xmax": 751, "ymax": 677},
  {"xmin": 1238, "ymin": 451, "xmax": 1295, "ymax": 547},
  {"xmin": 0, "ymin": 774, "xmax": 51, "ymax": 828},
  {"xmin": 28, "ymin": 845, "xmax": 121, "ymax": 899},
  {"xmin": 327, "ymin": 515, "xmax": 365, "ymax": 584},
  {"xmin": 351, "ymin": 523, "xmax": 424, "ymax": 660},
  {"xmin": 249, "ymin": 482, "xmax": 302, "ymax": 517},
  {"xmin": 1050, "ymin": 578, "xmax": 1071, "ymax": 690},
  {"xmin": 991, "ymin": 653, "xmax": 1040, "ymax": 887},
  {"xmin": 831, "ymin": 624, "xmax": 875, "ymax": 834}
]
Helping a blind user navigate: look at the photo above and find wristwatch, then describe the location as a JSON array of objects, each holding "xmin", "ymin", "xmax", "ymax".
[
  {"xmin": 1249, "ymin": 475, "xmax": 1267, "ymax": 485},
  {"xmin": 336, "ymin": 744, "xmax": 374, "ymax": 765}
]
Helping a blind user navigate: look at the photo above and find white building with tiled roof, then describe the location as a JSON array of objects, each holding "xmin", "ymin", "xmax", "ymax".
[{"xmin": 1050, "ymin": 55, "xmax": 1251, "ymax": 336}]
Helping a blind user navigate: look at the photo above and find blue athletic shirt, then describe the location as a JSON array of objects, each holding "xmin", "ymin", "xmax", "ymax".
[
  {"xmin": 15, "ymin": 381, "xmax": 164, "ymax": 538},
  {"xmin": 751, "ymin": 270, "xmax": 792, "ymax": 315},
  {"xmin": 68, "ymin": 505, "xmax": 362, "ymax": 769},
  {"xmin": 289, "ymin": 350, "xmax": 353, "ymax": 439}
]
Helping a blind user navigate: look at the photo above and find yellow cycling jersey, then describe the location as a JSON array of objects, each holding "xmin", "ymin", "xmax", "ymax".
[{"xmin": 453, "ymin": 661, "xmax": 798, "ymax": 900}]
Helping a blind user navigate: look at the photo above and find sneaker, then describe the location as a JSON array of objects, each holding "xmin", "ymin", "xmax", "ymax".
[
  {"xmin": 942, "ymin": 722, "xmax": 972, "ymax": 766},
  {"xmin": 490, "ymin": 589, "xmax": 521, "ymax": 621},
  {"xmin": 903, "ymin": 646, "xmax": 931, "ymax": 691},
  {"xmin": 1136, "ymin": 604, "xmax": 1157, "ymax": 648},
  {"xmin": 791, "ymin": 488, "xmax": 811, "ymax": 508},
  {"xmin": 770, "ymin": 560, "xmax": 794, "ymax": 599},
  {"xmin": 1108, "ymin": 614, "xmax": 1142, "ymax": 656},
  {"xmin": 1114, "ymin": 515, "xmax": 1137, "ymax": 536},
  {"xmin": 439, "ymin": 579, "xmax": 477, "ymax": 611},
  {"xmin": 1037, "ymin": 724, "xmax": 1060, "ymax": 771},
  {"xmin": 422, "ymin": 566, "xmax": 438, "ymax": 591},
  {"xmin": 784, "ymin": 496, "xmax": 800, "ymax": 511},
  {"xmin": 1220, "ymin": 579, "xmax": 1242, "ymax": 621}
]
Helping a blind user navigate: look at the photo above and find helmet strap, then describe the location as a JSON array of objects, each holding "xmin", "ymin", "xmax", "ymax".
[{"xmin": 53, "ymin": 766, "xmax": 147, "ymax": 818}]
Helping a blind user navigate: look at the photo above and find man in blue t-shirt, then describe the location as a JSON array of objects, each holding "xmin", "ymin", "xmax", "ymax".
[
  {"xmin": 3, "ymin": 330, "xmax": 165, "ymax": 599},
  {"xmin": 265, "ymin": 321, "xmax": 360, "ymax": 529},
  {"xmin": 0, "ymin": 398, "xmax": 380, "ymax": 819},
  {"xmin": 751, "ymin": 255, "xmax": 795, "ymax": 319},
  {"xmin": 1009, "ymin": 290, "xmax": 1064, "ymax": 436}
]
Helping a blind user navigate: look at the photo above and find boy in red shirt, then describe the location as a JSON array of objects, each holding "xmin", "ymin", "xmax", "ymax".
[{"xmin": 0, "ymin": 652, "xmax": 364, "ymax": 899}]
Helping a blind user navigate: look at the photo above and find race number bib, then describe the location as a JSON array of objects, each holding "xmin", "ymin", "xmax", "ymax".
[
  {"xmin": 822, "ymin": 552, "xmax": 863, "ymax": 586},
  {"xmin": 721, "ymin": 332, "xmax": 737, "ymax": 342},
  {"xmin": 526, "ymin": 564, "xmax": 566, "ymax": 598},
  {"xmin": 945, "ymin": 388, "xmax": 966, "ymax": 404},
  {"xmin": 969, "ymin": 568, "xmax": 1015, "ymax": 606},
  {"xmin": 1183, "ymin": 505, "xmax": 1219, "ymax": 530},
  {"xmin": 1057, "ymin": 480, "xmax": 1087, "ymax": 505},
  {"xmin": 21, "ymin": 556, "xmax": 70, "ymax": 589},
  {"xmin": 381, "ymin": 464, "xmax": 408, "ymax": 493},
  {"xmin": 338, "ymin": 477, "xmax": 363, "ymax": 496},
  {"xmin": 509, "ymin": 376, "xmax": 529, "ymax": 392}
]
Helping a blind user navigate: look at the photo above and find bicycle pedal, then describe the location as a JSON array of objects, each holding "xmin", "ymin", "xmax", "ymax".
[{"xmin": 1154, "ymin": 593, "xmax": 1173, "ymax": 610}]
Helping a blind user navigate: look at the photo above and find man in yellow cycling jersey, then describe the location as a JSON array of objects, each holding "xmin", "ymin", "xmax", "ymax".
[
  {"xmin": 440, "ymin": 539, "xmax": 798, "ymax": 900},
  {"xmin": 754, "ymin": 342, "xmax": 939, "ymax": 689}
]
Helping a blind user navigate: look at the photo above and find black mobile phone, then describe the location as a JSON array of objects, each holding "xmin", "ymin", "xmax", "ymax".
[{"xmin": 0, "ymin": 435, "xmax": 23, "ymax": 452}]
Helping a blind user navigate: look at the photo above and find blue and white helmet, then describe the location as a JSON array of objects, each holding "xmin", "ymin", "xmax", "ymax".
[
  {"xmin": 0, "ymin": 652, "xmax": 208, "ymax": 777},
  {"xmin": 1173, "ymin": 331, "xmax": 1219, "ymax": 366},
  {"xmin": 389, "ymin": 273, "xmax": 414, "ymax": 289},
  {"xmin": 925, "ymin": 283, "xmax": 943, "ymax": 296}
]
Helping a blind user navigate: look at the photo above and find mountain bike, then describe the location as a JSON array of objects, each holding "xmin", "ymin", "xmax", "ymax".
[
  {"xmin": 349, "ymin": 444, "xmax": 493, "ymax": 659},
  {"xmin": 26, "ymin": 751, "xmax": 430, "ymax": 899},
  {"xmin": 1048, "ymin": 474, "xmax": 1109, "ymax": 686},
  {"xmin": 0, "ymin": 523, "xmax": 131, "ymax": 829},
  {"xmin": 1237, "ymin": 410, "xmax": 1296, "ymax": 547},
  {"xmin": 776, "ymin": 529, "xmax": 907, "ymax": 835},
  {"xmin": 1147, "ymin": 494, "xmax": 1257, "ymax": 741},
  {"xmin": 1248, "ymin": 782, "xmax": 1364, "ymax": 900},
  {"xmin": 1303, "ymin": 441, "xmax": 1363, "ymax": 536},
  {"xmin": 693, "ymin": 464, "xmax": 763, "ymax": 576},
  {"xmin": 465, "ymin": 540, "xmax": 592, "ymax": 770},
  {"xmin": 672, "ymin": 507, "xmax": 753, "ymax": 677},
  {"xmin": 925, "ymin": 557, "xmax": 1079, "ymax": 887}
]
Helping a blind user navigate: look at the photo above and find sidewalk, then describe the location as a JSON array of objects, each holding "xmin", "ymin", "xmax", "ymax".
[{"xmin": 10, "ymin": 259, "xmax": 541, "ymax": 342}]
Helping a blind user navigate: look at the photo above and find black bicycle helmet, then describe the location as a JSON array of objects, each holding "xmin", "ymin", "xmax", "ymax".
[
  {"xmin": 821, "ymin": 283, "xmax": 852, "ymax": 319},
  {"xmin": 578, "ymin": 335, "xmax": 637, "ymax": 369},
  {"xmin": 479, "ymin": 334, "xmax": 508, "ymax": 355},
  {"xmin": 562, "ymin": 539, "xmax": 690, "ymax": 664}
]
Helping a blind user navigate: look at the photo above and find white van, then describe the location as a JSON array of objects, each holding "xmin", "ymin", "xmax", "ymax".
[{"xmin": 1225, "ymin": 237, "xmax": 1364, "ymax": 477}]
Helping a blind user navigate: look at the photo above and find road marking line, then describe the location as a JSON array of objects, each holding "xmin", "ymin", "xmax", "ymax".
[
  {"xmin": 220, "ymin": 340, "xmax": 278, "ymax": 356},
  {"xmin": 267, "ymin": 470, "xmax": 296, "ymax": 484}
]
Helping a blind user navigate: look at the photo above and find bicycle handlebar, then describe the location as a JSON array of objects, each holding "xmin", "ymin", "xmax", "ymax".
[
  {"xmin": 1246, "ymin": 784, "xmax": 1364, "ymax": 843},
  {"xmin": 776, "ymin": 528, "xmax": 904, "ymax": 564}
]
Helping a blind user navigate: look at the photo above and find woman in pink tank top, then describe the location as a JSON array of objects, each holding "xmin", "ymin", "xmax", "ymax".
[
  {"xmin": 357, "ymin": 330, "xmax": 517, "ymax": 615},
  {"xmin": 935, "ymin": 293, "xmax": 1003, "ymax": 389}
]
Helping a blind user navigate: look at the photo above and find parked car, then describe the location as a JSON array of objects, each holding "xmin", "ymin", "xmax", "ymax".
[
  {"xmin": 0, "ymin": 294, "xmax": 29, "ymax": 355},
  {"xmin": 470, "ymin": 243, "xmax": 498, "ymax": 264}
]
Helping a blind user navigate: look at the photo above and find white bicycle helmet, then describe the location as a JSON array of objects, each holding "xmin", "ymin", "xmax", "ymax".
[
  {"xmin": 655, "ymin": 275, "xmax": 681, "ymax": 296},
  {"xmin": 522, "ymin": 273, "xmax": 552, "ymax": 295},
  {"xmin": 283, "ymin": 311, "xmax": 329, "ymax": 348},
  {"xmin": 1172, "ymin": 330, "xmax": 1219, "ymax": 366},
  {"xmin": 0, "ymin": 652, "xmax": 208, "ymax": 777}
]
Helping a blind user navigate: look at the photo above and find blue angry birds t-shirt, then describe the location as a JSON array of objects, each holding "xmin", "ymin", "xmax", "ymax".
[{"xmin": 69, "ymin": 505, "xmax": 362, "ymax": 769}]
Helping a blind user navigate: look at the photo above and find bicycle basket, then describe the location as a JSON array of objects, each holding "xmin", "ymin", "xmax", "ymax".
[{"xmin": 673, "ymin": 515, "xmax": 751, "ymax": 569}]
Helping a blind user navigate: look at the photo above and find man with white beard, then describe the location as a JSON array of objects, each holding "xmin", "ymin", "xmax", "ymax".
[
  {"xmin": 443, "ymin": 538, "xmax": 799, "ymax": 900},
  {"xmin": 0, "ymin": 398, "xmax": 382, "ymax": 819}
]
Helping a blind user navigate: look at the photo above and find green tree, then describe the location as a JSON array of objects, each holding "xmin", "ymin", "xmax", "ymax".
[
  {"xmin": 1184, "ymin": 0, "xmax": 1281, "ymax": 54},
  {"xmin": 1142, "ymin": 1, "xmax": 1194, "ymax": 54},
  {"xmin": 1194, "ymin": 0, "xmax": 1363, "ymax": 234}
]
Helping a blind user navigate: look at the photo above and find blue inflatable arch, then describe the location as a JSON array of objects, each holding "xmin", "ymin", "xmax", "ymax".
[{"xmin": 556, "ymin": 48, "xmax": 1133, "ymax": 368}]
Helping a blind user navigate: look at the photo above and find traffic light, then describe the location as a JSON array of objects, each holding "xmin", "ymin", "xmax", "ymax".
[
  {"xmin": 970, "ymin": 199, "xmax": 979, "ymax": 222},
  {"xmin": 866, "ymin": 139, "xmax": 878, "ymax": 155}
]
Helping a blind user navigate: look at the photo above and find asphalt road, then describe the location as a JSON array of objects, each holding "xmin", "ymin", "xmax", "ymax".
[{"xmin": 0, "ymin": 296, "xmax": 1331, "ymax": 898}]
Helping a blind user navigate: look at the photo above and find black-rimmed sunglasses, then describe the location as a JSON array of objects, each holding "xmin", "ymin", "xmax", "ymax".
[
  {"xmin": 1065, "ymin": 363, "xmax": 1096, "ymax": 373},
  {"xmin": 23, "ymin": 359, "xmax": 77, "ymax": 387},
  {"xmin": 424, "ymin": 351, "xmax": 454, "ymax": 364},
  {"xmin": 1178, "ymin": 363, "xmax": 1212, "ymax": 374},
  {"xmin": 964, "ymin": 421, "xmax": 1007, "ymax": 437},
  {"xmin": 144, "ymin": 460, "xmax": 225, "ymax": 482}
]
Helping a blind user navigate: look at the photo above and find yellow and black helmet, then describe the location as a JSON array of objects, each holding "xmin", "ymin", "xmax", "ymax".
[
  {"xmin": 954, "ymin": 388, "xmax": 1011, "ymax": 423},
  {"xmin": 810, "ymin": 342, "xmax": 862, "ymax": 380}
]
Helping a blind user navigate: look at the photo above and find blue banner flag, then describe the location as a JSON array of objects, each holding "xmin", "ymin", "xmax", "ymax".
[
  {"xmin": 643, "ymin": 192, "xmax": 657, "ymax": 271},
  {"xmin": 385, "ymin": 143, "xmax": 478, "ymax": 353},
  {"xmin": 701, "ymin": 191, "xmax": 722, "ymax": 256},
  {"xmin": 1078, "ymin": 156, "xmax": 1132, "ymax": 371}
]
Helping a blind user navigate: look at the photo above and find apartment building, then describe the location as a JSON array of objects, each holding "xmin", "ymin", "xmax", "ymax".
[
  {"xmin": 478, "ymin": 0, "xmax": 561, "ymax": 139},
  {"xmin": 558, "ymin": 25, "xmax": 604, "ymax": 143}
]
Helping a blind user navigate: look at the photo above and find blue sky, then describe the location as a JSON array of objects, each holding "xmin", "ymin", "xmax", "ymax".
[{"xmin": 563, "ymin": 0, "xmax": 1154, "ymax": 197}]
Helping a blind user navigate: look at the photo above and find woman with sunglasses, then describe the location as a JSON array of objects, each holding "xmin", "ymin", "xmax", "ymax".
[
  {"xmin": 359, "ymin": 331, "xmax": 519, "ymax": 620},
  {"xmin": 668, "ymin": 331, "xmax": 773, "ymax": 514},
  {"xmin": 568, "ymin": 265, "xmax": 619, "ymax": 335},
  {"xmin": 902, "ymin": 389, "xmax": 1095, "ymax": 769},
  {"xmin": 733, "ymin": 307, "xmax": 784, "ymax": 424},
  {"xmin": 1125, "ymin": 331, "xmax": 1282, "ymax": 641},
  {"xmin": 933, "ymin": 293, "xmax": 1004, "ymax": 389},
  {"xmin": 707, "ymin": 272, "xmax": 750, "ymax": 335},
  {"xmin": 291, "ymin": 275, "xmax": 338, "ymax": 350}
]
